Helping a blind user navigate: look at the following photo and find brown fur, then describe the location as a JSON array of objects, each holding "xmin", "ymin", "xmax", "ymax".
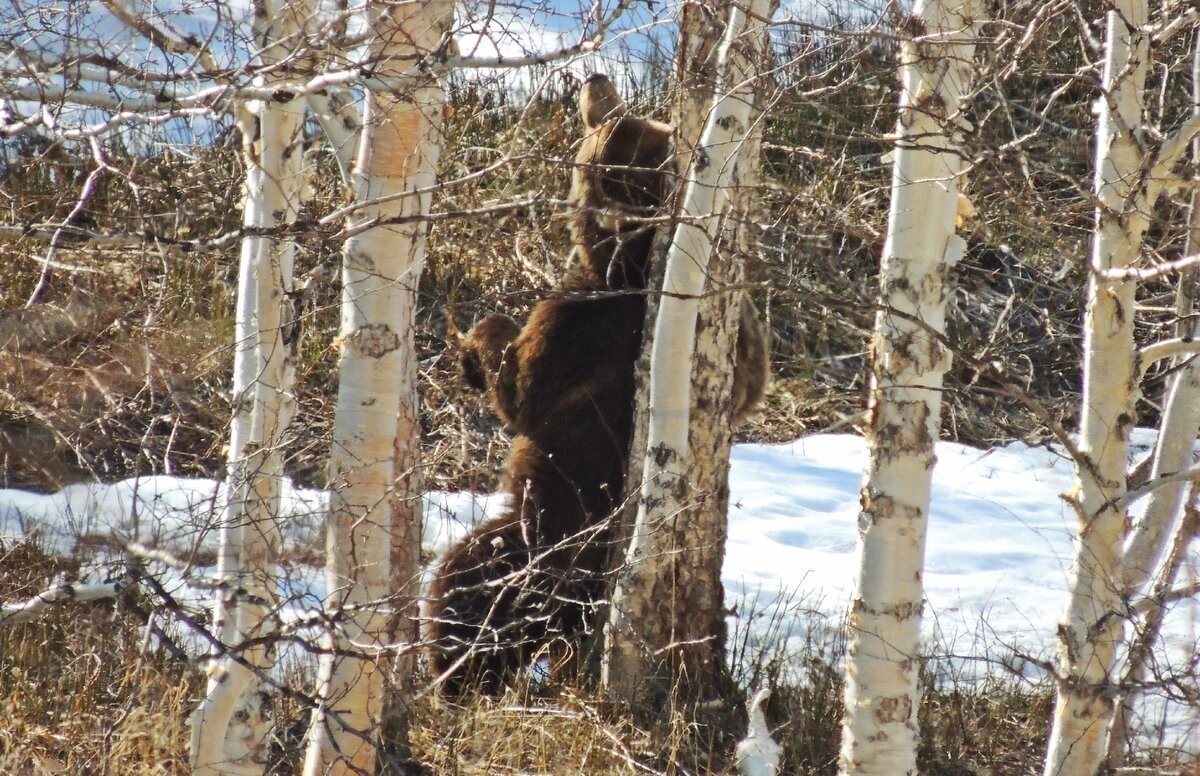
[{"xmin": 428, "ymin": 74, "xmax": 768, "ymax": 693}]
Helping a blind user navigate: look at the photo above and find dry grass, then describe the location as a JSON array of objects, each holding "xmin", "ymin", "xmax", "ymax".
[
  {"xmin": 0, "ymin": 535, "xmax": 1191, "ymax": 774},
  {"xmin": 0, "ymin": 544, "xmax": 1108, "ymax": 776},
  {"xmin": 0, "ymin": 73, "xmax": 1103, "ymax": 494},
  {"xmin": 0, "ymin": 542, "xmax": 197, "ymax": 774},
  {"xmin": 415, "ymin": 691, "xmax": 660, "ymax": 775}
]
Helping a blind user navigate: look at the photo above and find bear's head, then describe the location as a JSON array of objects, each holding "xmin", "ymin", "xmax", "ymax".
[{"xmin": 567, "ymin": 74, "xmax": 674, "ymax": 290}]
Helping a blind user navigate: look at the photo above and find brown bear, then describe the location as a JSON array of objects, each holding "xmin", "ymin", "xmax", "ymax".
[{"xmin": 427, "ymin": 74, "xmax": 768, "ymax": 694}]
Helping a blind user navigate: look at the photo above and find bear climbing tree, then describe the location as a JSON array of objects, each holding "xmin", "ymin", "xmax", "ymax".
[{"xmin": 426, "ymin": 74, "xmax": 767, "ymax": 692}]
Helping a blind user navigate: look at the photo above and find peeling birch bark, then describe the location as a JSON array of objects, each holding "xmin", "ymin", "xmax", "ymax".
[
  {"xmin": 190, "ymin": 2, "xmax": 306, "ymax": 772},
  {"xmin": 1103, "ymin": 27, "xmax": 1200, "ymax": 772},
  {"xmin": 1043, "ymin": 4, "xmax": 1151, "ymax": 775},
  {"xmin": 837, "ymin": 2, "xmax": 983, "ymax": 774},
  {"xmin": 301, "ymin": 2, "xmax": 451, "ymax": 774},
  {"xmin": 602, "ymin": 0, "xmax": 772, "ymax": 707}
]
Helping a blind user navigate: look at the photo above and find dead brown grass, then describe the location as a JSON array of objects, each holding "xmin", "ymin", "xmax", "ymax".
[
  {"xmin": 0, "ymin": 542, "xmax": 197, "ymax": 774},
  {"xmin": 0, "ymin": 535, "xmax": 1192, "ymax": 775},
  {"xmin": 415, "ymin": 691, "xmax": 658, "ymax": 775}
]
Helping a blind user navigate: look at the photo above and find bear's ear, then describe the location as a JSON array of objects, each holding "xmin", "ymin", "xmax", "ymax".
[{"xmin": 580, "ymin": 73, "xmax": 626, "ymax": 130}]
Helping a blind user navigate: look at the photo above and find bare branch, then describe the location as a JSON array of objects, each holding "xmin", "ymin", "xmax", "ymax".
[
  {"xmin": 1134, "ymin": 580, "xmax": 1200, "ymax": 614},
  {"xmin": 1102, "ymin": 252, "xmax": 1200, "ymax": 281},
  {"xmin": 25, "ymin": 135, "xmax": 108, "ymax": 307},
  {"xmin": 0, "ymin": 579, "xmax": 122, "ymax": 626},
  {"xmin": 1115, "ymin": 463, "xmax": 1200, "ymax": 511},
  {"xmin": 1150, "ymin": 6, "xmax": 1200, "ymax": 46},
  {"xmin": 447, "ymin": 0, "xmax": 638, "ymax": 70},
  {"xmin": 100, "ymin": 0, "xmax": 221, "ymax": 73},
  {"xmin": 1139, "ymin": 337, "xmax": 1200, "ymax": 369},
  {"xmin": 1148, "ymin": 112, "xmax": 1200, "ymax": 191}
]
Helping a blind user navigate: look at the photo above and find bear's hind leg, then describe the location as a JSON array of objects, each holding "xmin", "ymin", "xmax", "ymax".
[{"xmin": 427, "ymin": 515, "xmax": 550, "ymax": 695}]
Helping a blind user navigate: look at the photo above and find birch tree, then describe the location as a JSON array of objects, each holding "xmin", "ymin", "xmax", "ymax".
[
  {"xmin": 1045, "ymin": 5, "xmax": 1200, "ymax": 773},
  {"xmin": 837, "ymin": 3, "xmax": 983, "ymax": 774},
  {"xmin": 1117, "ymin": 27, "xmax": 1200, "ymax": 611},
  {"xmin": 603, "ymin": 0, "xmax": 773, "ymax": 707},
  {"xmin": 301, "ymin": 1, "xmax": 452, "ymax": 773},
  {"xmin": 190, "ymin": 3, "xmax": 309, "ymax": 772},
  {"xmin": 1044, "ymin": 24, "xmax": 1153, "ymax": 768},
  {"xmin": 0, "ymin": 2, "xmax": 315, "ymax": 772},
  {"xmin": 1, "ymin": 1, "xmax": 646, "ymax": 768},
  {"xmin": 675, "ymin": 0, "xmax": 774, "ymax": 706},
  {"xmin": 1104, "ymin": 35, "xmax": 1200, "ymax": 768}
]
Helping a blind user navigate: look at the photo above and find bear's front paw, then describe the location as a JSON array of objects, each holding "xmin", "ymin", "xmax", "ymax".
[{"xmin": 460, "ymin": 314, "xmax": 522, "ymax": 391}]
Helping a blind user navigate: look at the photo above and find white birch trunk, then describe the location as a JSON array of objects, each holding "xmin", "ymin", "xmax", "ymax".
[
  {"xmin": 191, "ymin": 2, "xmax": 306, "ymax": 772},
  {"xmin": 681, "ymin": 0, "xmax": 773, "ymax": 703},
  {"xmin": 1120, "ymin": 33, "xmax": 1200, "ymax": 597},
  {"xmin": 837, "ymin": 2, "xmax": 982, "ymax": 774},
  {"xmin": 1105, "ymin": 487, "xmax": 1199, "ymax": 767},
  {"xmin": 1043, "ymin": 5, "xmax": 1151, "ymax": 774},
  {"xmin": 1120, "ymin": 303, "xmax": 1200, "ymax": 594},
  {"xmin": 602, "ymin": 0, "xmax": 772, "ymax": 704},
  {"xmin": 308, "ymin": 87, "xmax": 360, "ymax": 188},
  {"xmin": 301, "ymin": 2, "xmax": 450, "ymax": 773},
  {"xmin": 1103, "ymin": 28, "xmax": 1200, "ymax": 770}
]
